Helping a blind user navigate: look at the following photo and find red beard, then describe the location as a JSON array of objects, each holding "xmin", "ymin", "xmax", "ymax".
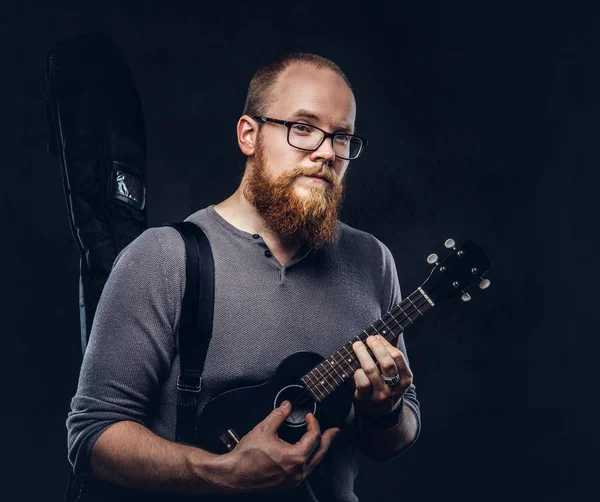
[{"xmin": 242, "ymin": 139, "xmax": 346, "ymax": 249}]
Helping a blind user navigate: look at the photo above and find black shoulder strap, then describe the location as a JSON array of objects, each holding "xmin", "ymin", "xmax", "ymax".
[{"xmin": 163, "ymin": 221, "xmax": 215, "ymax": 445}]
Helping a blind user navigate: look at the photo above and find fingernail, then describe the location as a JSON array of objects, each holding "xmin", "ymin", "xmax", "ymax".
[{"xmin": 281, "ymin": 400, "xmax": 290, "ymax": 409}]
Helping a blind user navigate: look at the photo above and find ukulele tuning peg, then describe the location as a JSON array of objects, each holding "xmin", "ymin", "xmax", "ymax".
[
  {"xmin": 461, "ymin": 292, "xmax": 472, "ymax": 302},
  {"xmin": 479, "ymin": 279, "xmax": 491, "ymax": 289},
  {"xmin": 427, "ymin": 253, "xmax": 439, "ymax": 264},
  {"xmin": 444, "ymin": 239, "xmax": 456, "ymax": 249}
]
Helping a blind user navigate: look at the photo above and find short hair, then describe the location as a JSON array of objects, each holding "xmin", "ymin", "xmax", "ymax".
[{"xmin": 242, "ymin": 52, "xmax": 353, "ymax": 118}]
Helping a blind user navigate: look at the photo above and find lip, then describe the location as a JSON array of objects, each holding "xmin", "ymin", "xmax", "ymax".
[{"xmin": 304, "ymin": 175, "xmax": 330, "ymax": 184}]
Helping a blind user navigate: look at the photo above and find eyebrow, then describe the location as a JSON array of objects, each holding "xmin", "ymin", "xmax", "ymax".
[{"xmin": 290, "ymin": 109, "xmax": 354, "ymax": 134}]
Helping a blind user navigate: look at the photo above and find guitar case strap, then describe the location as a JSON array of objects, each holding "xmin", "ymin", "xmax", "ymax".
[{"xmin": 162, "ymin": 221, "xmax": 215, "ymax": 445}]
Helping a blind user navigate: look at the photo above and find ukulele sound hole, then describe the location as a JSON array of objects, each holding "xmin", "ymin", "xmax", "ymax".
[{"xmin": 274, "ymin": 385, "xmax": 317, "ymax": 428}]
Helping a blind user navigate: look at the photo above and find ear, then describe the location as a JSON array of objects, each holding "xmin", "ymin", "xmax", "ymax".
[{"xmin": 237, "ymin": 115, "xmax": 259, "ymax": 156}]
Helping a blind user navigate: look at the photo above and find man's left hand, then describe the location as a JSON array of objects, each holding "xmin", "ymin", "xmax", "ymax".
[{"xmin": 352, "ymin": 335, "xmax": 413, "ymax": 418}]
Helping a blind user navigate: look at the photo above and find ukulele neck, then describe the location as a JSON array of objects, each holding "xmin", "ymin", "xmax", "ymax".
[{"xmin": 301, "ymin": 288, "xmax": 435, "ymax": 402}]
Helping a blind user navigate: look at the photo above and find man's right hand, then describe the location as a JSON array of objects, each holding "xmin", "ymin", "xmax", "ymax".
[{"xmin": 217, "ymin": 400, "xmax": 340, "ymax": 493}]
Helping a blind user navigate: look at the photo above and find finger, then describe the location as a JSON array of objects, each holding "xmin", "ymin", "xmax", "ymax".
[
  {"xmin": 353, "ymin": 368, "xmax": 373, "ymax": 403},
  {"xmin": 376, "ymin": 334, "xmax": 407, "ymax": 361},
  {"xmin": 366, "ymin": 335, "xmax": 399, "ymax": 379},
  {"xmin": 376, "ymin": 335, "xmax": 413, "ymax": 381},
  {"xmin": 352, "ymin": 338, "xmax": 386, "ymax": 394},
  {"xmin": 303, "ymin": 426, "xmax": 340, "ymax": 476},
  {"xmin": 260, "ymin": 400, "xmax": 293, "ymax": 433},
  {"xmin": 294, "ymin": 412, "xmax": 322, "ymax": 458}
]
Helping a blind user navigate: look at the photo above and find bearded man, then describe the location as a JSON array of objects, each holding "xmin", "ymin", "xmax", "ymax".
[{"xmin": 66, "ymin": 52, "xmax": 421, "ymax": 502}]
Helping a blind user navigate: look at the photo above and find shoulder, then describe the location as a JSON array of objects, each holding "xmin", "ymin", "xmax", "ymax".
[
  {"xmin": 110, "ymin": 221, "xmax": 195, "ymax": 319},
  {"xmin": 113, "ymin": 205, "xmax": 216, "ymax": 269},
  {"xmin": 334, "ymin": 221, "xmax": 401, "ymax": 306},
  {"xmin": 113, "ymin": 225, "xmax": 186, "ymax": 271},
  {"xmin": 335, "ymin": 220, "xmax": 394, "ymax": 265}
]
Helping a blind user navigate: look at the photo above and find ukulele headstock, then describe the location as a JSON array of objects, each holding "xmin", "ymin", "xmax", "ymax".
[{"xmin": 421, "ymin": 238, "xmax": 492, "ymax": 304}]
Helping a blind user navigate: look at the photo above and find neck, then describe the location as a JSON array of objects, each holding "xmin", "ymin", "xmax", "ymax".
[{"xmin": 213, "ymin": 189, "xmax": 301, "ymax": 264}]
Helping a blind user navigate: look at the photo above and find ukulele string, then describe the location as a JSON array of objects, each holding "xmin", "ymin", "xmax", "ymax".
[{"xmin": 285, "ymin": 293, "xmax": 431, "ymax": 412}]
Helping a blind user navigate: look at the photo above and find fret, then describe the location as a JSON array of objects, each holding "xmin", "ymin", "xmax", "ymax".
[
  {"xmin": 325, "ymin": 356, "xmax": 345, "ymax": 383},
  {"xmin": 336, "ymin": 348, "xmax": 355, "ymax": 374},
  {"xmin": 408, "ymin": 290, "xmax": 427, "ymax": 315},
  {"xmin": 388, "ymin": 291, "xmax": 424, "ymax": 327},
  {"xmin": 316, "ymin": 360, "xmax": 338, "ymax": 387},
  {"xmin": 407, "ymin": 295, "xmax": 423, "ymax": 316},
  {"xmin": 383, "ymin": 310, "xmax": 404, "ymax": 335},
  {"xmin": 312, "ymin": 366, "xmax": 335, "ymax": 395},
  {"xmin": 410, "ymin": 291, "xmax": 429, "ymax": 317},
  {"xmin": 365, "ymin": 325, "xmax": 378, "ymax": 336},
  {"xmin": 302, "ymin": 373, "xmax": 326, "ymax": 401},
  {"xmin": 334, "ymin": 352, "xmax": 350, "ymax": 378},
  {"xmin": 373, "ymin": 319, "xmax": 389, "ymax": 335},
  {"xmin": 378, "ymin": 317, "xmax": 396, "ymax": 341},
  {"xmin": 395, "ymin": 303, "xmax": 415, "ymax": 325},
  {"xmin": 409, "ymin": 289, "xmax": 430, "ymax": 313},
  {"xmin": 341, "ymin": 345, "xmax": 361, "ymax": 371},
  {"xmin": 309, "ymin": 370, "xmax": 328, "ymax": 398},
  {"xmin": 305, "ymin": 372, "xmax": 325, "ymax": 400}
]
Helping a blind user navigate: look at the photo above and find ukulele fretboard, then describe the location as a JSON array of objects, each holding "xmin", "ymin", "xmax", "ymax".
[{"xmin": 301, "ymin": 288, "xmax": 434, "ymax": 402}]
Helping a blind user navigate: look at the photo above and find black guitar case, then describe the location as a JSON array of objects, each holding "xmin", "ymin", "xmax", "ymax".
[
  {"xmin": 45, "ymin": 32, "xmax": 150, "ymax": 501},
  {"xmin": 46, "ymin": 33, "xmax": 221, "ymax": 502},
  {"xmin": 45, "ymin": 32, "xmax": 148, "ymax": 354}
]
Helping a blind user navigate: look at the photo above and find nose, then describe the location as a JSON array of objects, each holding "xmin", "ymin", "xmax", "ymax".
[{"xmin": 310, "ymin": 136, "xmax": 336, "ymax": 165}]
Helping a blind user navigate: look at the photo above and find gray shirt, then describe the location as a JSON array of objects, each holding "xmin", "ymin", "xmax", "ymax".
[{"xmin": 66, "ymin": 205, "xmax": 421, "ymax": 501}]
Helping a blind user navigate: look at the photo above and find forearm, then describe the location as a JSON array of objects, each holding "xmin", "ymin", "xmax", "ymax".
[
  {"xmin": 90, "ymin": 420, "xmax": 230, "ymax": 495},
  {"xmin": 356, "ymin": 402, "xmax": 419, "ymax": 461}
]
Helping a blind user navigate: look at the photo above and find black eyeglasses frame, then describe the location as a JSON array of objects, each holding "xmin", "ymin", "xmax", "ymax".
[{"xmin": 252, "ymin": 116, "xmax": 368, "ymax": 160}]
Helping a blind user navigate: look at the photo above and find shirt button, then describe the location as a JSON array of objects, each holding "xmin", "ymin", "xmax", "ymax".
[
  {"xmin": 252, "ymin": 234, "xmax": 260, "ymax": 239},
  {"xmin": 264, "ymin": 250, "xmax": 272, "ymax": 257}
]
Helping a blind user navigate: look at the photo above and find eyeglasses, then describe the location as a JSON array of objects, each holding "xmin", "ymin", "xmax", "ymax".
[{"xmin": 253, "ymin": 116, "xmax": 368, "ymax": 160}]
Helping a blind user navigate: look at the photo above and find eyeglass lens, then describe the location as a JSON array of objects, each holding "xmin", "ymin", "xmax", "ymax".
[{"xmin": 288, "ymin": 124, "xmax": 362, "ymax": 159}]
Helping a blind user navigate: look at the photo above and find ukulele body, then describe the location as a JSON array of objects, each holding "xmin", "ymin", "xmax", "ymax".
[
  {"xmin": 194, "ymin": 351, "xmax": 355, "ymax": 454},
  {"xmin": 194, "ymin": 239, "xmax": 492, "ymax": 454}
]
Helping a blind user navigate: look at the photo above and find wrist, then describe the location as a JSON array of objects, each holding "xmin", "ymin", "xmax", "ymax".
[
  {"xmin": 358, "ymin": 398, "xmax": 404, "ymax": 430},
  {"xmin": 186, "ymin": 447, "xmax": 232, "ymax": 495}
]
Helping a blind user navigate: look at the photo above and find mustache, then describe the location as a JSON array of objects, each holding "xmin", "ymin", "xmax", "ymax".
[{"xmin": 293, "ymin": 167, "xmax": 338, "ymax": 185}]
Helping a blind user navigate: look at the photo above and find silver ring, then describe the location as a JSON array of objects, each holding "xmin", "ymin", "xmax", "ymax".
[{"xmin": 383, "ymin": 374, "xmax": 400, "ymax": 387}]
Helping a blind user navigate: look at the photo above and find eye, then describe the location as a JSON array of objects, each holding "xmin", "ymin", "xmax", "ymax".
[
  {"xmin": 291, "ymin": 124, "xmax": 313, "ymax": 134},
  {"xmin": 334, "ymin": 134, "xmax": 350, "ymax": 144}
]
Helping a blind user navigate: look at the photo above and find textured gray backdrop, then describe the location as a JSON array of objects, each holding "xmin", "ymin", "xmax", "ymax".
[{"xmin": 2, "ymin": 1, "xmax": 596, "ymax": 501}]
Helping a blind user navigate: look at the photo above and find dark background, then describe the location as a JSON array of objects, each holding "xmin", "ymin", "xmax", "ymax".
[{"xmin": 2, "ymin": 1, "xmax": 597, "ymax": 501}]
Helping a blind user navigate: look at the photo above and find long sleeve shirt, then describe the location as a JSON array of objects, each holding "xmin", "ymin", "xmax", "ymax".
[{"xmin": 66, "ymin": 205, "xmax": 421, "ymax": 501}]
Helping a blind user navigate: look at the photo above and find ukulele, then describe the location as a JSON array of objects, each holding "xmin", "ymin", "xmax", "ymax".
[{"xmin": 195, "ymin": 238, "xmax": 492, "ymax": 453}]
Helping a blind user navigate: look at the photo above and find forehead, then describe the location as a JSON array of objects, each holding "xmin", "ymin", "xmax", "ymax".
[{"xmin": 266, "ymin": 64, "xmax": 356, "ymax": 131}]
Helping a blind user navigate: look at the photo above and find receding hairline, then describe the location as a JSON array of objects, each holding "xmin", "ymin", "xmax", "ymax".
[
  {"xmin": 265, "ymin": 62, "xmax": 354, "ymax": 110},
  {"xmin": 242, "ymin": 53, "xmax": 354, "ymax": 119}
]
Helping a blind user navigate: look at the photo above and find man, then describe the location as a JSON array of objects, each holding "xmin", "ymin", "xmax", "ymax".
[{"xmin": 67, "ymin": 52, "xmax": 421, "ymax": 501}]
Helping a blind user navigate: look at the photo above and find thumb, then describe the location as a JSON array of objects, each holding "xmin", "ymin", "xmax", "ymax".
[{"xmin": 262, "ymin": 400, "xmax": 293, "ymax": 432}]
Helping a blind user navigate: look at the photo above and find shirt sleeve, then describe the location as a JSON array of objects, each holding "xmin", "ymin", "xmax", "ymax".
[
  {"xmin": 379, "ymin": 241, "xmax": 422, "ymax": 455},
  {"xmin": 65, "ymin": 226, "xmax": 184, "ymax": 475}
]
